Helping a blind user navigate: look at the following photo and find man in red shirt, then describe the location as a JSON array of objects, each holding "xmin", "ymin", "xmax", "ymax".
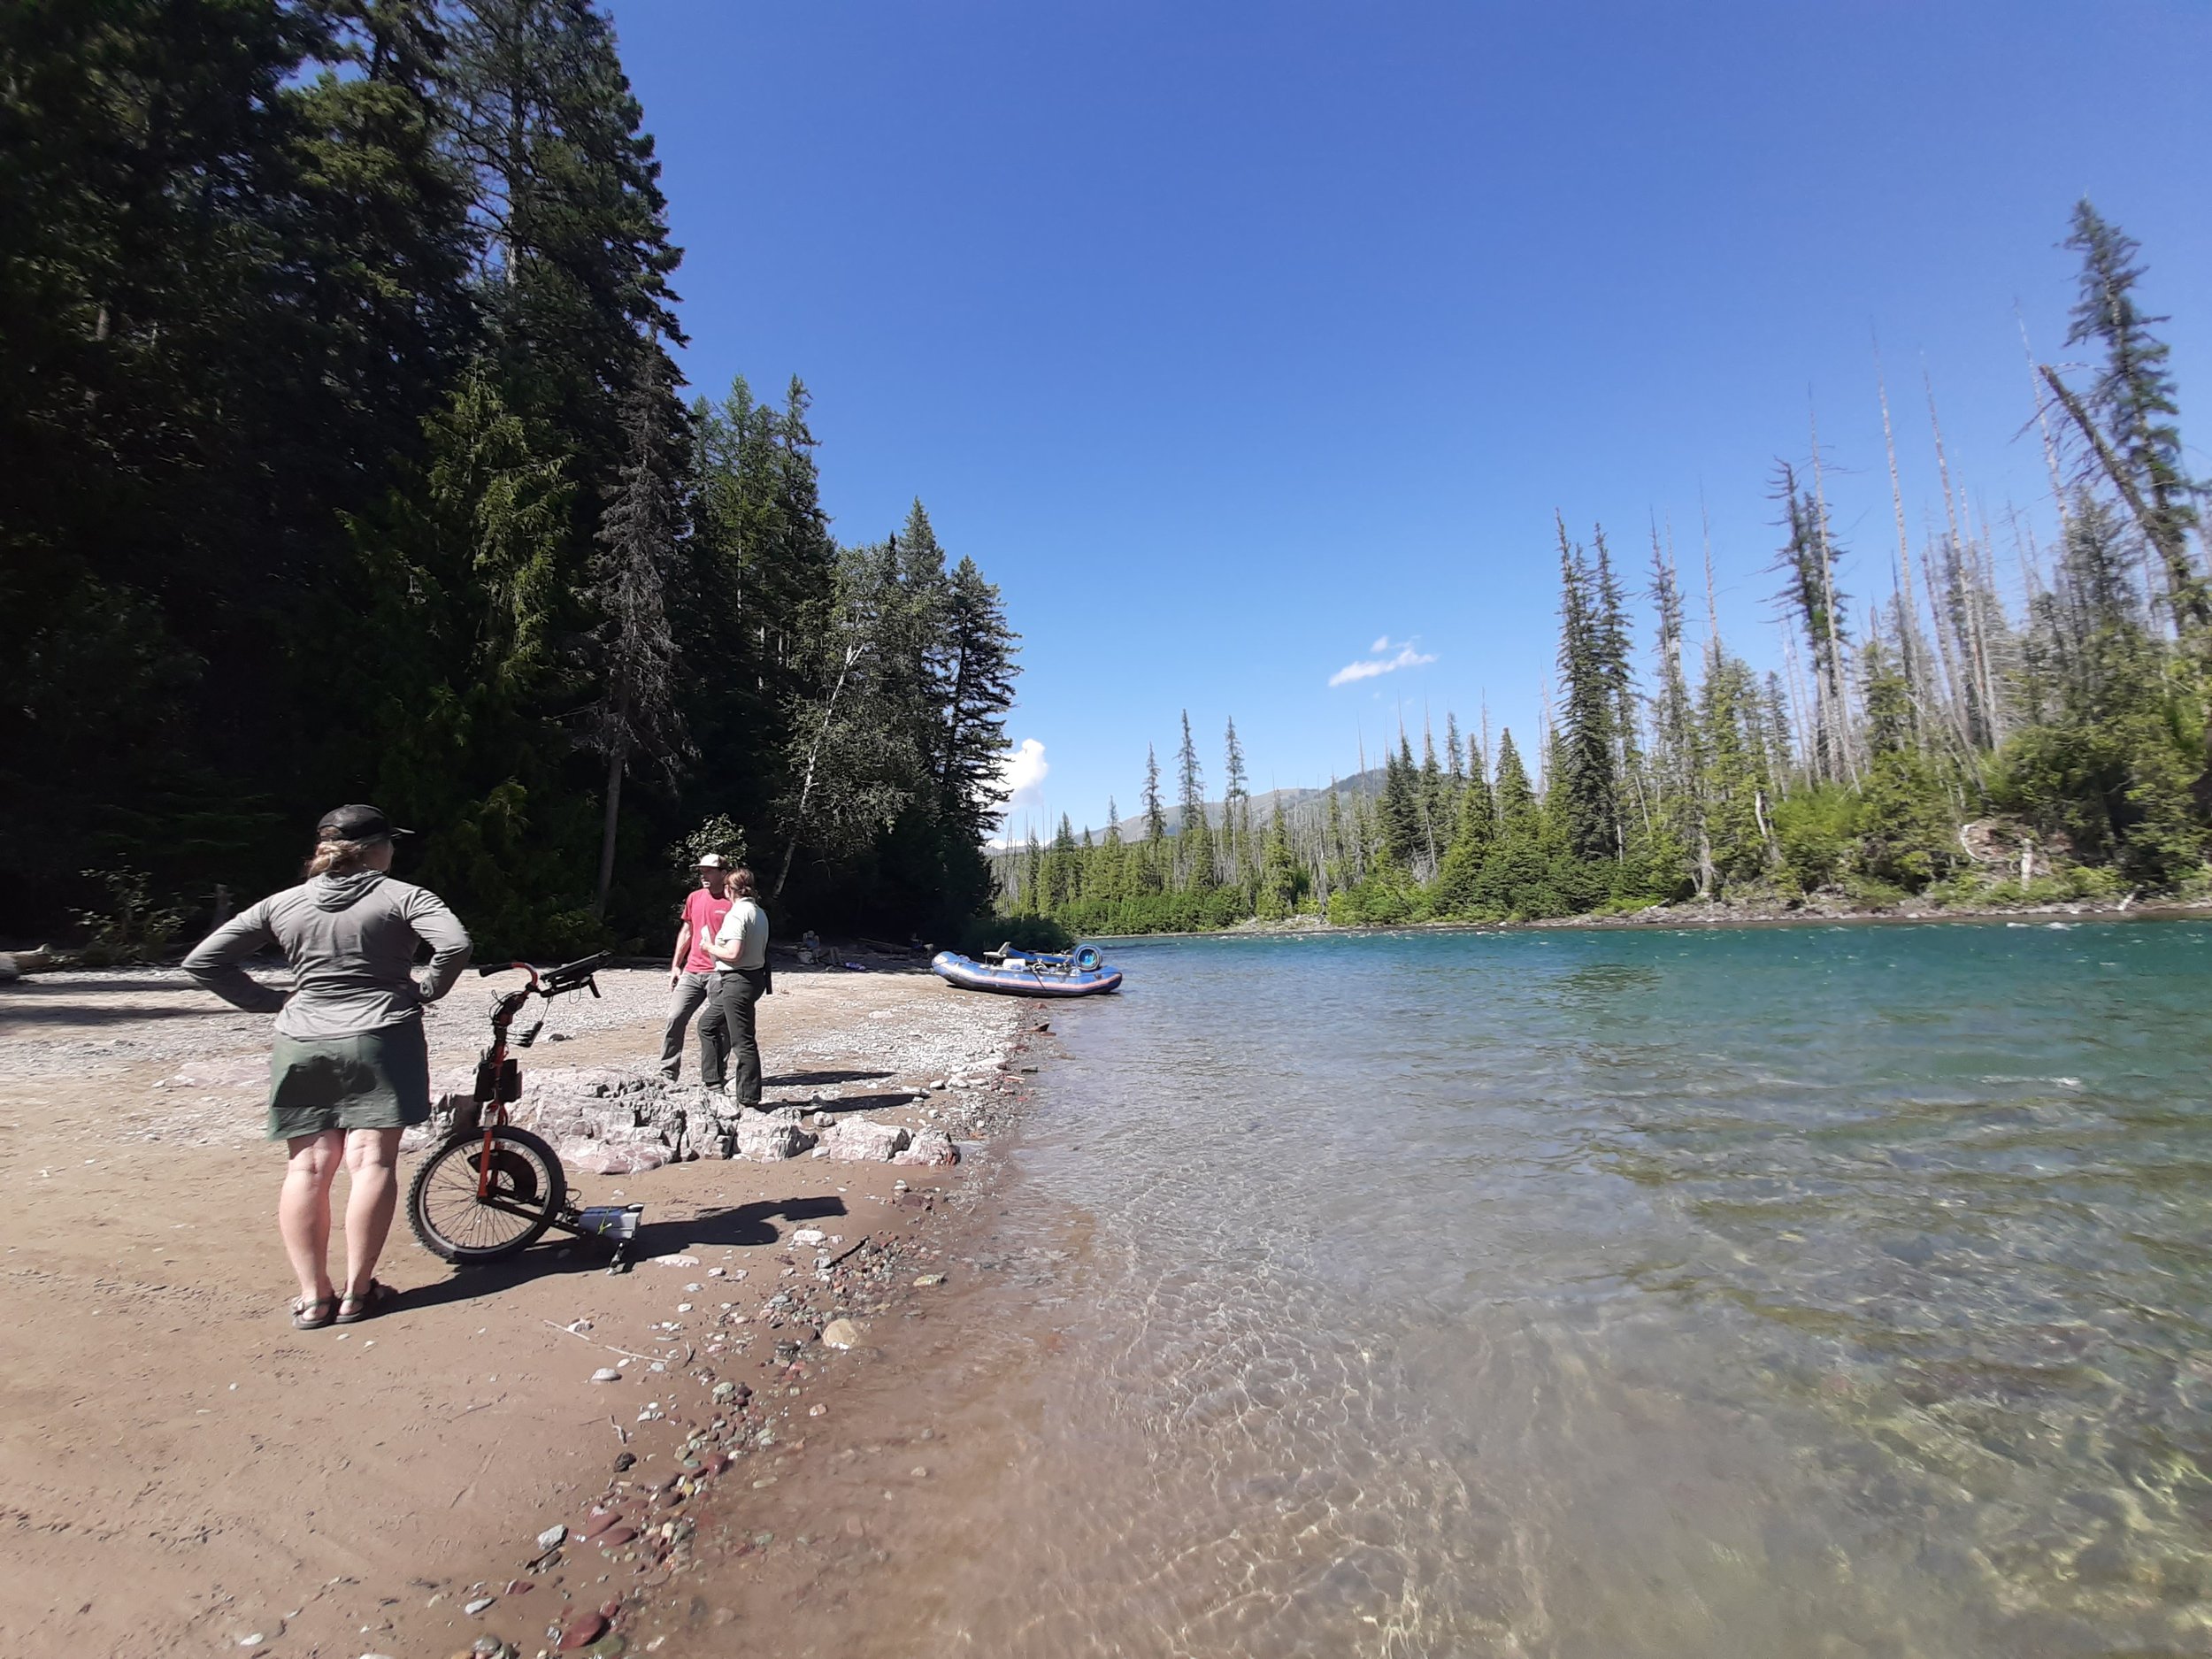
[{"xmin": 661, "ymin": 854, "xmax": 735, "ymax": 1082}]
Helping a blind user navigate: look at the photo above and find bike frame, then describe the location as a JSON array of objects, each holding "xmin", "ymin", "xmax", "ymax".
[{"xmin": 466, "ymin": 967, "xmax": 543, "ymax": 1198}]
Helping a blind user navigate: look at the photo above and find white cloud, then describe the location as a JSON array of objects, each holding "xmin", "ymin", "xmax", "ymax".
[
  {"xmin": 997, "ymin": 737, "xmax": 1048, "ymax": 808},
  {"xmin": 1329, "ymin": 638, "xmax": 1438, "ymax": 687}
]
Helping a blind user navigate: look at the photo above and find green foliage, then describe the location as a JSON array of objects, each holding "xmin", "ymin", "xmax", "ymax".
[
  {"xmin": 1771, "ymin": 786, "xmax": 1856, "ymax": 892},
  {"xmin": 670, "ymin": 816, "xmax": 749, "ymax": 877},
  {"xmin": 1000, "ymin": 204, "xmax": 2211, "ymax": 940},
  {"xmin": 73, "ymin": 868, "xmax": 188, "ymax": 967},
  {"xmin": 1853, "ymin": 750, "xmax": 1960, "ymax": 889},
  {"xmin": 0, "ymin": 3, "xmax": 1019, "ymax": 954}
]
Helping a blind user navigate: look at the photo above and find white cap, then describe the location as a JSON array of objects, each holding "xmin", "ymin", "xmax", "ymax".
[{"xmin": 695, "ymin": 852, "xmax": 729, "ymax": 869}]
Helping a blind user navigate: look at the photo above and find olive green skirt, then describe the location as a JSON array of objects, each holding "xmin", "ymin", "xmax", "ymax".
[{"xmin": 267, "ymin": 1019, "xmax": 432, "ymax": 1141}]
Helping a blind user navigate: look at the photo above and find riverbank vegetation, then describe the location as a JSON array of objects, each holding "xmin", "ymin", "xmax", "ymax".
[
  {"xmin": 1001, "ymin": 204, "xmax": 2210, "ymax": 933},
  {"xmin": 2, "ymin": 0, "xmax": 1018, "ymax": 954}
]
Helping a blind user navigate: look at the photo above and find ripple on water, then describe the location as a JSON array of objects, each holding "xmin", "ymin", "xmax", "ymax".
[{"xmin": 695, "ymin": 921, "xmax": 2212, "ymax": 1658}]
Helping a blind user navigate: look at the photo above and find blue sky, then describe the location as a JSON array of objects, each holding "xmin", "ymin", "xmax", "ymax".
[{"xmin": 608, "ymin": 0, "xmax": 2212, "ymax": 837}]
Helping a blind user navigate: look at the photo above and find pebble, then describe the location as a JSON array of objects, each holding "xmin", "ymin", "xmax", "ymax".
[
  {"xmin": 913, "ymin": 1273, "xmax": 945, "ymax": 1286},
  {"xmin": 820, "ymin": 1317, "xmax": 862, "ymax": 1349},
  {"xmin": 590, "ymin": 1367, "xmax": 622, "ymax": 1383},
  {"xmin": 675, "ymin": 1303, "xmax": 694, "ymax": 1313},
  {"xmin": 465, "ymin": 1594, "xmax": 496, "ymax": 1615},
  {"xmin": 556, "ymin": 1611, "xmax": 608, "ymax": 1649},
  {"xmin": 536, "ymin": 1523, "xmax": 568, "ymax": 1550},
  {"xmin": 790, "ymin": 1227, "xmax": 826, "ymax": 1246}
]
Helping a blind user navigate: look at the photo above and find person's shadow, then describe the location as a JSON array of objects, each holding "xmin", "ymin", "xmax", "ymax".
[{"xmin": 393, "ymin": 1193, "xmax": 851, "ymax": 1312}]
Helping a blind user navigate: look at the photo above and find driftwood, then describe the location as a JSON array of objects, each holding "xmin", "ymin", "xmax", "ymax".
[{"xmin": 0, "ymin": 947, "xmax": 68, "ymax": 983}]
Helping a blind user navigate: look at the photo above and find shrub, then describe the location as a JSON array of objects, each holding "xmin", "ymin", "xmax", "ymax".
[{"xmin": 73, "ymin": 867, "xmax": 187, "ymax": 964}]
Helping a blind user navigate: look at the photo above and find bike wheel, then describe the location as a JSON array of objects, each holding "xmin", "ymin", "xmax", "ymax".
[{"xmin": 407, "ymin": 1125, "xmax": 567, "ymax": 1263}]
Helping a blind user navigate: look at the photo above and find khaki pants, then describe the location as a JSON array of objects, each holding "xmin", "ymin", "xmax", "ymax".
[{"xmin": 661, "ymin": 972, "xmax": 726, "ymax": 1082}]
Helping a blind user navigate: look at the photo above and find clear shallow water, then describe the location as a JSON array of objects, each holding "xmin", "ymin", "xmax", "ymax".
[{"xmin": 747, "ymin": 921, "xmax": 2212, "ymax": 1657}]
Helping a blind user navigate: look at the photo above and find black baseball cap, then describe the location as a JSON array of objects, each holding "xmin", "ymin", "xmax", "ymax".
[{"xmin": 316, "ymin": 804, "xmax": 413, "ymax": 842}]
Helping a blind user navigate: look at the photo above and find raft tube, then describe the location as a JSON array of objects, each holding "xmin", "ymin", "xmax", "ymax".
[{"xmin": 930, "ymin": 948, "xmax": 1123, "ymax": 998}]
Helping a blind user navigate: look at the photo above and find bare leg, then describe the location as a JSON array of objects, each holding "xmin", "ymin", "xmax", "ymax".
[
  {"xmin": 338, "ymin": 1126, "xmax": 404, "ymax": 1301},
  {"xmin": 279, "ymin": 1130, "xmax": 345, "ymax": 1303}
]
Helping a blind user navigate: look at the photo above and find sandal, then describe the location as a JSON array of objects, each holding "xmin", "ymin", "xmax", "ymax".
[
  {"xmin": 335, "ymin": 1280, "xmax": 395, "ymax": 1325},
  {"xmin": 292, "ymin": 1294, "xmax": 339, "ymax": 1330}
]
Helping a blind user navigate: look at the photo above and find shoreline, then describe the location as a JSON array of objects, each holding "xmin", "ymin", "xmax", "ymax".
[
  {"xmin": 1062, "ymin": 891, "xmax": 2212, "ymax": 948},
  {"xmin": 0, "ymin": 964, "xmax": 1048, "ymax": 1659}
]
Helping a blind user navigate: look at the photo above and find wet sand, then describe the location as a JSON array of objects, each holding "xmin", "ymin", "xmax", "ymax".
[{"xmin": 0, "ymin": 964, "xmax": 1036, "ymax": 1659}]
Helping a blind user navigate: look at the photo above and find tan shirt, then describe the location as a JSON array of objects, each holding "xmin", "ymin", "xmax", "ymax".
[{"xmin": 711, "ymin": 898, "xmax": 769, "ymax": 972}]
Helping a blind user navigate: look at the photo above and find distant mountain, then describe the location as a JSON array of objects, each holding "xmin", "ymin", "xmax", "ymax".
[{"xmin": 992, "ymin": 766, "xmax": 1392, "ymax": 849}]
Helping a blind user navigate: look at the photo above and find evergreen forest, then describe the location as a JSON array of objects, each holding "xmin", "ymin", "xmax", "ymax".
[
  {"xmin": 2, "ymin": 0, "xmax": 1019, "ymax": 955},
  {"xmin": 999, "ymin": 204, "xmax": 2212, "ymax": 936}
]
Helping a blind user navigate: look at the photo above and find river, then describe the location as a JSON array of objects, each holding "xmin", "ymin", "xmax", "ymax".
[{"xmin": 687, "ymin": 918, "xmax": 2212, "ymax": 1657}]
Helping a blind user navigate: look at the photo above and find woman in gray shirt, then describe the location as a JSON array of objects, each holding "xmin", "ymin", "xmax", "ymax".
[{"xmin": 184, "ymin": 804, "xmax": 472, "ymax": 1327}]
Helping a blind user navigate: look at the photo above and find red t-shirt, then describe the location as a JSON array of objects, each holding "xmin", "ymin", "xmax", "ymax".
[{"xmin": 680, "ymin": 887, "xmax": 734, "ymax": 974}]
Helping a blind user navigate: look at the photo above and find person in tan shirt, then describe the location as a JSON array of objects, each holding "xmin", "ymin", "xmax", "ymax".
[{"xmin": 703, "ymin": 866, "xmax": 771, "ymax": 1108}]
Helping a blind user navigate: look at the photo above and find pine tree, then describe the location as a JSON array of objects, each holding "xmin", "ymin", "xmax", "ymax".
[
  {"xmin": 1256, "ymin": 799, "xmax": 1303, "ymax": 919},
  {"xmin": 1770, "ymin": 464, "xmax": 1856, "ymax": 782},
  {"xmin": 447, "ymin": 0, "xmax": 683, "ymax": 458},
  {"xmin": 2049, "ymin": 201, "xmax": 2208, "ymax": 632},
  {"xmin": 1418, "ymin": 722, "xmax": 1447, "ymax": 876},
  {"xmin": 931, "ymin": 552, "xmax": 1019, "ymax": 914},
  {"xmin": 1554, "ymin": 522, "xmax": 1622, "ymax": 863},
  {"xmin": 1176, "ymin": 710, "xmax": 1213, "ymax": 890},
  {"xmin": 1648, "ymin": 529, "xmax": 1706, "ymax": 887},
  {"xmin": 1378, "ymin": 732, "xmax": 1423, "ymax": 870},
  {"xmin": 1698, "ymin": 655, "xmax": 1773, "ymax": 885},
  {"xmin": 584, "ymin": 347, "xmax": 690, "ymax": 915},
  {"xmin": 1223, "ymin": 717, "xmax": 1251, "ymax": 887},
  {"xmin": 1493, "ymin": 729, "xmax": 1539, "ymax": 833}
]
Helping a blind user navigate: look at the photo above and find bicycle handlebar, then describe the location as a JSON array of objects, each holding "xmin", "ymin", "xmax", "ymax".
[{"xmin": 475, "ymin": 951, "xmax": 611, "ymax": 997}]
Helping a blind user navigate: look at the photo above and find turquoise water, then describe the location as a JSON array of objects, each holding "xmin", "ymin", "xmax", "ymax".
[{"xmin": 791, "ymin": 920, "xmax": 2212, "ymax": 1656}]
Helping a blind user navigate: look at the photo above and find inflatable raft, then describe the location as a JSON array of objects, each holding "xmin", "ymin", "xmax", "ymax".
[{"xmin": 931, "ymin": 943, "xmax": 1123, "ymax": 998}]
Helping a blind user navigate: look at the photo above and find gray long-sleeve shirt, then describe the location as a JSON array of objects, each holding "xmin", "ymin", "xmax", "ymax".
[{"xmin": 181, "ymin": 872, "xmax": 472, "ymax": 1040}]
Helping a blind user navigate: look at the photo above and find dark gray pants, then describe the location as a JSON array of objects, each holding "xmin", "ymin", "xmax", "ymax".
[
  {"xmin": 661, "ymin": 972, "xmax": 727, "ymax": 1082},
  {"xmin": 709, "ymin": 968, "xmax": 764, "ymax": 1105}
]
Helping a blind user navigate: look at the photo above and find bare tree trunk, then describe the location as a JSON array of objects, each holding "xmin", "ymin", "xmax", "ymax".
[
  {"xmin": 1878, "ymin": 353, "xmax": 1941, "ymax": 754},
  {"xmin": 1808, "ymin": 407, "xmax": 1860, "ymax": 786},
  {"xmin": 1916, "ymin": 531, "xmax": 1975, "ymax": 757},
  {"xmin": 594, "ymin": 738, "xmax": 626, "ymax": 919},
  {"xmin": 773, "ymin": 642, "xmax": 860, "ymax": 900},
  {"xmin": 2018, "ymin": 311, "xmax": 2070, "ymax": 541},
  {"xmin": 1928, "ymin": 375, "xmax": 2002, "ymax": 749}
]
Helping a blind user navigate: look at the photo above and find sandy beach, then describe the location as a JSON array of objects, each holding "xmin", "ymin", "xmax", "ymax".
[{"xmin": 0, "ymin": 961, "xmax": 1040, "ymax": 1659}]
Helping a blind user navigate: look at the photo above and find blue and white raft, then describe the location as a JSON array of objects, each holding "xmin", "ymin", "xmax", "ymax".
[{"xmin": 930, "ymin": 942, "xmax": 1123, "ymax": 998}]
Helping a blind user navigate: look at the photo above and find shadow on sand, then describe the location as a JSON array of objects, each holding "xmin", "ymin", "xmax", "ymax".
[{"xmin": 390, "ymin": 1193, "xmax": 850, "ymax": 1314}]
